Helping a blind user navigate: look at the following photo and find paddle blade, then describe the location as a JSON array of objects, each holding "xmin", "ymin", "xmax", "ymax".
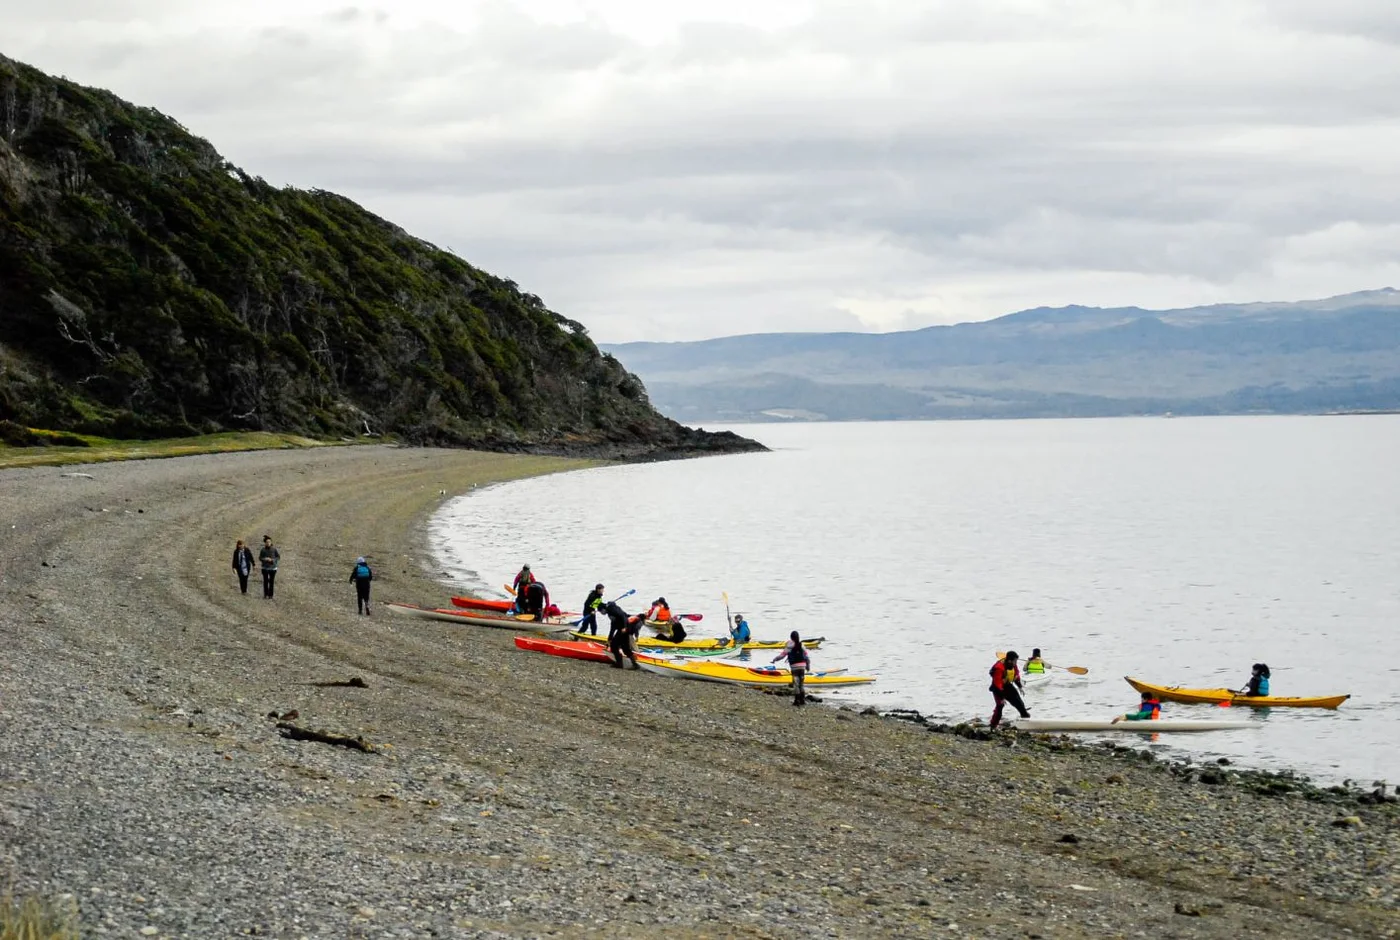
[
  {"xmin": 679, "ymin": 613, "xmax": 704, "ymax": 622},
  {"xmin": 1065, "ymin": 666, "xmax": 1089, "ymax": 675},
  {"xmin": 1217, "ymin": 700, "xmax": 1232, "ymax": 708}
]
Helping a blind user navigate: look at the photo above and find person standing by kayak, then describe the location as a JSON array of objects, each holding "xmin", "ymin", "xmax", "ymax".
[
  {"xmin": 231, "ymin": 539, "xmax": 254, "ymax": 595},
  {"xmin": 772, "ymin": 630, "xmax": 812, "ymax": 706},
  {"xmin": 579, "ymin": 584, "xmax": 606, "ymax": 635},
  {"xmin": 512, "ymin": 564, "xmax": 535, "ymax": 611},
  {"xmin": 349, "ymin": 556, "xmax": 374, "ymax": 615},
  {"xmin": 988, "ymin": 651, "xmax": 1030, "ymax": 729},
  {"xmin": 258, "ymin": 535, "xmax": 280, "ymax": 599},
  {"xmin": 605, "ymin": 602, "xmax": 639, "ymax": 669},
  {"xmin": 524, "ymin": 580, "xmax": 550, "ymax": 622}
]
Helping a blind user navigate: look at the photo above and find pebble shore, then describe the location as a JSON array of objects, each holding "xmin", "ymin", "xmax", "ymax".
[{"xmin": 1, "ymin": 445, "xmax": 1396, "ymax": 938}]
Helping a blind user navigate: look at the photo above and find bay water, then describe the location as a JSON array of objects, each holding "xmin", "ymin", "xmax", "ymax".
[{"xmin": 429, "ymin": 416, "xmax": 1400, "ymax": 786}]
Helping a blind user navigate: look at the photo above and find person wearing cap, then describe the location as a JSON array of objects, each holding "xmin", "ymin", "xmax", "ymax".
[
  {"xmin": 604, "ymin": 601, "xmax": 639, "ymax": 669},
  {"xmin": 987, "ymin": 651, "xmax": 1030, "ymax": 729},
  {"xmin": 729, "ymin": 613, "xmax": 751, "ymax": 644},
  {"xmin": 349, "ymin": 556, "xmax": 374, "ymax": 615},
  {"xmin": 579, "ymin": 583, "xmax": 606, "ymax": 635},
  {"xmin": 512, "ymin": 564, "xmax": 535, "ymax": 611},
  {"xmin": 258, "ymin": 535, "xmax": 280, "ymax": 599}
]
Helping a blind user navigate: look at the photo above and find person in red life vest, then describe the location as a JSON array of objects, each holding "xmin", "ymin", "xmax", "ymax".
[
  {"xmin": 988, "ymin": 651, "xmax": 1031, "ymax": 729},
  {"xmin": 1111, "ymin": 691, "xmax": 1162, "ymax": 723},
  {"xmin": 512, "ymin": 564, "xmax": 535, "ymax": 611}
]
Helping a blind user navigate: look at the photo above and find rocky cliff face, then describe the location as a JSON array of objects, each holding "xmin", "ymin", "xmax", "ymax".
[{"xmin": 0, "ymin": 54, "xmax": 761, "ymax": 459}]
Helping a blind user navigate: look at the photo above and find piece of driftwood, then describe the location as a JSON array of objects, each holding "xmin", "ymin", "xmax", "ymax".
[
  {"xmin": 276, "ymin": 721, "xmax": 375, "ymax": 753},
  {"xmin": 310, "ymin": 676, "xmax": 368, "ymax": 688}
]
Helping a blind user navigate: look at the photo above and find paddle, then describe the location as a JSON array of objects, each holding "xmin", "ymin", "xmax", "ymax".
[
  {"xmin": 723, "ymin": 591, "xmax": 733, "ymax": 633},
  {"xmin": 996, "ymin": 651, "xmax": 1089, "ymax": 676},
  {"xmin": 569, "ymin": 588, "xmax": 636, "ymax": 627}
]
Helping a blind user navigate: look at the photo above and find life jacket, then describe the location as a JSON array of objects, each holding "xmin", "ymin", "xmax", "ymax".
[
  {"xmin": 1025, "ymin": 658, "xmax": 1045, "ymax": 674},
  {"xmin": 651, "ymin": 604, "xmax": 672, "ymax": 622},
  {"xmin": 1250, "ymin": 676, "xmax": 1270, "ymax": 697},
  {"xmin": 732, "ymin": 619, "xmax": 751, "ymax": 642},
  {"xmin": 1140, "ymin": 697, "xmax": 1161, "ymax": 720},
  {"xmin": 989, "ymin": 660, "xmax": 1017, "ymax": 691},
  {"xmin": 354, "ymin": 563, "xmax": 371, "ymax": 580}
]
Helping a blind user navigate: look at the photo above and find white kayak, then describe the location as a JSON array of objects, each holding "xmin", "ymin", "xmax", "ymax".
[{"xmin": 1005, "ymin": 718, "xmax": 1258, "ymax": 733}]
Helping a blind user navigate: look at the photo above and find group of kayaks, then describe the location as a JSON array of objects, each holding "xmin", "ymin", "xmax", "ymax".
[{"xmin": 386, "ymin": 589, "xmax": 876, "ymax": 691}]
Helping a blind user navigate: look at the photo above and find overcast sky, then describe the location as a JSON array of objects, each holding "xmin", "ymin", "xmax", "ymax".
[{"xmin": 6, "ymin": 1, "xmax": 1400, "ymax": 342}]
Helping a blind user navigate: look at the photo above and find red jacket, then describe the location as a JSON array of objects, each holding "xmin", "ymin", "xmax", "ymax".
[{"xmin": 989, "ymin": 659, "xmax": 1019, "ymax": 691}]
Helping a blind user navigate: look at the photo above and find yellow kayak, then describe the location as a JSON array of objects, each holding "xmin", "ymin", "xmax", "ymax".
[
  {"xmin": 1125, "ymin": 677, "xmax": 1350, "ymax": 709},
  {"xmin": 636, "ymin": 654, "xmax": 874, "ymax": 689}
]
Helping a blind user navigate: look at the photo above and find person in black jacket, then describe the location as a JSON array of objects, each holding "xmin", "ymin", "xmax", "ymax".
[
  {"xmin": 605, "ymin": 602, "xmax": 639, "ymax": 669},
  {"xmin": 349, "ymin": 556, "xmax": 374, "ymax": 615},
  {"xmin": 579, "ymin": 584, "xmax": 605, "ymax": 635},
  {"xmin": 231, "ymin": 540, "xmax": 255, "ymax": 595},
  {"xmin": 258, "ymin": 535, "xmax": 280, "ymax": 599}
]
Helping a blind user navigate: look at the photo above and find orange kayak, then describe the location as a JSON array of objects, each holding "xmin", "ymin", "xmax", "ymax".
[
  {"xmin": 451, "ymin": 596, "xmax": 514, "ymax": 612},
  {"xmin": 514, "ymin": 635, "xmax": 613, "ymax": 663}
]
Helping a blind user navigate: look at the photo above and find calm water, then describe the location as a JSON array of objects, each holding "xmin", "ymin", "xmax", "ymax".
[{"xmin": 429, "ymin": 417, "xmax": 1400, "ymax": 786}]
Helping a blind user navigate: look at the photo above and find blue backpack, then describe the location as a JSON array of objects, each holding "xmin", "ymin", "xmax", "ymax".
[{"xmin": 354, "ymin": 563, "xmax": 371, "ymax": 580}]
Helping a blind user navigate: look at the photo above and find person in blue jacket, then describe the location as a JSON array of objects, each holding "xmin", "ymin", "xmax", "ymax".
[
  {"xmin": 1239, "ymin": 663, "xmax": 1270, "ymax": 697},
  {"xmin": 730, "ymin": 614, "xmax": 751, "ymax": 644},
  {"xmin": 349, "ymin": 556, "xmax": 374, "ymax": 615}
]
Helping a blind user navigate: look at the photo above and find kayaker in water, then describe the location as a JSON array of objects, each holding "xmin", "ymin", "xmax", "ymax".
[
  {"xmin": 579, "ymin": 584, "xmax": 606, "ymax": 635},
  {"xmin": 730, "ymin": 614, "xmax": 751, "ymax": 644},
  {"xmin": 524, "ymin": 580, "xmax": 550, "ymax": 622},
  {"xmin": 772, "ymin": 630, "xmax": 812, "ymax": 706},
  {"xmin": 1025, "ymin": 649, "xmax": 1046, "ymax": 675},
  {"xmin": 1111, "ymin": 691, "xmax": 1162, "ymax": 723},
  {"xmin": 1239, "ymin": 663, "xmax": 1271, "ymax": 697},
  {"xmin": 647, "ymin": 597, "xmax": 672, "ymax": 626},
  {"xmin": 605, "ymin": 601, "xmax": 639, "ymax": 669},
  {"xmin": 348, "ymin": 556, "xmax": 373, "ymax": 615},
  {"xmin": 512, "ymin": 564, "xmax": 535, "ymax": 611},
  {"xmin": 988, "ymin": 651, "xmax": 1030, "ymax": 729}
]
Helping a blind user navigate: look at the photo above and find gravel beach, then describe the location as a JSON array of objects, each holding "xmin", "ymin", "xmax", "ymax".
[{"xmin": 1, "ymin": 445, "xmax": 1396, "ymax": 939}]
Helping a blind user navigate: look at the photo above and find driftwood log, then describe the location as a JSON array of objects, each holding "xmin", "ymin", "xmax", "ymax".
[
  {"xmin": 276, "ymin": 721, "xmax": 375, "ymax": 753},
  {"xmin": 310, "ymin": 676, "xmax": 368, "ymax": 688}
]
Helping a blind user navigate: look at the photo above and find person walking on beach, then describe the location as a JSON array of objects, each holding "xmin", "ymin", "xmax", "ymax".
[
  {"xmin": 605, "ymin": 601, "xmax": 639, "ymax": 669},
  {"xmin": 349, "ymin": 556, "xmax": 374, "ymax": 615},
  {"xmin": 988, "ymin": 651, "xmax": 1030, "ymax": 729},
  {"xmin": 258, "ymin": 535, "xmax": 280, "ymax": 599},
  {"xmin": 579, "ymin": 584, "xmax": 606, "ymax": 635},
  {"xmin": 773, "ymin": 630, "xmax": 812, "ymax": 706},
  {"xmin": 513, "ymin": 564, "xmax": 535, "ymax": 611},
  {"xmin": 231, "ymin": 539, "xmax": 254, "ymax": 595}
]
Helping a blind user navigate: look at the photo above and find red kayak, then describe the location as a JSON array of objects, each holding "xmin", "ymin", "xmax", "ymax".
[
  {"xmin": 451, "ymin": 596, "xmax": 514, "ymax": 612},
  {"xmin": 514, "ymin": 635, "xmax": 613, "ymax": 664}
]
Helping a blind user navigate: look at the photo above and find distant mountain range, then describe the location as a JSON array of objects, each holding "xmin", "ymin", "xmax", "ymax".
[{"xmin": 602, "ymin": 290, "xmax": 1400, "ymax": 422}]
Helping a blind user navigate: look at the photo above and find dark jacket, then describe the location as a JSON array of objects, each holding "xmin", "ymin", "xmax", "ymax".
[
  {"xmin": 258, "ymin": 545, "xmax": 280, "ymax": 571},
  {"xmin": 349, "ymin": 562, "xmax": 373, "ymax": 584},
  {"xmin": 232, "ymin": 546, "xmax": 254, "ymax": 576}
]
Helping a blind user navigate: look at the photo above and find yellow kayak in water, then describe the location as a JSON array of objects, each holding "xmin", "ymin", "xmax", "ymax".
[{"xmin": 1125, "ymin": 677, "xmax": 1350, "ymax": 709}]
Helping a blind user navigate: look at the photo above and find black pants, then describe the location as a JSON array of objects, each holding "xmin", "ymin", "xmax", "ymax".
[
  {"xmin": 579, "ymin": 611, "xmax": 598, "ymax": 635},
  {"xmin": 989, "ymin": 685, "xmax": 1029, "ymax": 729},
  {"xmin": 237, "ymin": 572, "xmax": 250, "ymax": 594},
  {"xmin": 356, "ymin": 581, "xmax": 371, "ymax": 613},
  {"xmin": 262, "ymin": 569, "xmax": 277, "ymax": 598},
  {"xmin": 609, "ymin": 631, "xmax": 636, "ymax": 668}
]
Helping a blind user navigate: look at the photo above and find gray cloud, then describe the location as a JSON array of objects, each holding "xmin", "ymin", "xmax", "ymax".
[{"xmin": 4, "ymin": 0, "xmax": 1400, "ymax": 340}]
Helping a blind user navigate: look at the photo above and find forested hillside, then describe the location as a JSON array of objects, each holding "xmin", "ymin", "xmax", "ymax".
[{"xmin": 0, "ymin": 54, "xmax": 758, "ymax": 457}]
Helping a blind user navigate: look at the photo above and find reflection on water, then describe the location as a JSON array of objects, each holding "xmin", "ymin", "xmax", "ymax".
[{"xmin": 430, "ymin": 416, "xmax": 1400, "ymax": 785}]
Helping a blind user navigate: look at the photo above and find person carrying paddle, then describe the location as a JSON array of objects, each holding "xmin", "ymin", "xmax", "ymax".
[
  {"xmin": 512, "ymin": 564, "xmax": 535, "ymax": 611},
  {"xmin": 579, "ymin": 584, "xmax": 606, "ymax": 635},
  {"xmin": 988, "ymin": 651, "xmax": 1030, "ymax": 729},
  {"xmin": 348, "ymin": 556, "xmax": 373, "ymax": 615},
  {"xmin": 1111, "ymin": 691, "xmax": 1162, "ymax": 723},
  {"xmin": 730, "ymin": 614, "xmax": 751, "ymax": 644},
  {"xmin": 605, "ymin": 602, "xmax": 640, "ymax": 669},
  {"xmin": 231, "ymin": 539, "xmax": 254, "ymax": 595},
  {"xmin": 258, "ymin": 535, "xmax": 280, "ymax": 599},
  {"xmin": 1239, "ymin": 663, "xmax": 1271, "ymax": 697},
  {"xmin": 773, "ymin": 630, "xmax": 812, "ymax": 706}
]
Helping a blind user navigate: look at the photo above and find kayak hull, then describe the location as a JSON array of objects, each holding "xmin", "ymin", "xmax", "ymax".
[
  {"xmin": 635, "ymin": 654, "xmax": 875, "ymax": 689},
  {"xmin": 514, "ymin": 635, "xmax": 613, "ymax": 663},
  {"xmin": 1006, "ymin": 718, "xmax": 1258, "ymax": 733},
  {"xmin": 385, "ymin": 602, "xmax": 573, "ymax": 634},
  {"xmin": 451, "ymin": 596, "xmax": 513, "ymax": 612},
  {"xmin": 1125, "ymin": 677, "xmax": 1350, "ymax": 709}
]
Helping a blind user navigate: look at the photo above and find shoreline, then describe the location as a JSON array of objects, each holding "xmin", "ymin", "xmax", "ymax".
[{"xmin": 0, "ymin": 446, "xmax": 1395, "ymax": 938}]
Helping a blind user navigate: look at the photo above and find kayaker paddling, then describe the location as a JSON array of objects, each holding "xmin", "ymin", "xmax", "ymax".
[
  {"xmin": 1238, "ymin": 663, "xmax": 1271, "ymax": 697},
  {"xmin": 1024, "ymin": 649, "xmax": 1046, "ymax": 675},
  {"xmin": 730, "ymin": 614, "xmax": 751, "ymax": 644},
  {"xmin": 1111, "ymin": 691, "xmax": 1162, "ymax": 724},
  {"xmin": 988, "ymin": 651, "xmax": 1030, "ymax": 729}
]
